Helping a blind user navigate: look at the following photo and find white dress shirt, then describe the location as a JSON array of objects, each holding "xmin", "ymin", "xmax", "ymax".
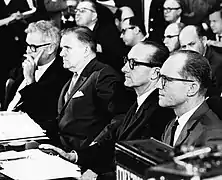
[
  {"xmin": 173, "ymin": 103, "xmax": 202, "ymax": 146},
  {"xmin": 136, "ymin": 88, "xmax": 155, "ymax": 112}
]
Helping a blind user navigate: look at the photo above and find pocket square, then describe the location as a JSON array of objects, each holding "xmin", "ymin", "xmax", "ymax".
[{"xmin": 72, "ymin": 91, "xmax": 84, "ymax": 98}]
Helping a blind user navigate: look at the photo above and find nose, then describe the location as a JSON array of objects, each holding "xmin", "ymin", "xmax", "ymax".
[
  {"xmin": 156, "ymin": 78, "xmax": 163, "ymax": 89},
  {"xmin": 121, "ymin": 62, "xmax": 129, "ymax": 73},
  {"xmin": 60, "ymin": 48, "xmax": 65, "ymax": 57},
  {"xmin": 163, "ymin": 37, "xmax": 168, "ymax": 44},
  {"xmin": 120, "ymin": 32, "xmax": 123, "ymax": 38}
]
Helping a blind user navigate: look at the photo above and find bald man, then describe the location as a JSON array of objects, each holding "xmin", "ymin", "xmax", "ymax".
[{"xmin": 163, "ymin": 22, "xmax": 185, "ymax": 52}]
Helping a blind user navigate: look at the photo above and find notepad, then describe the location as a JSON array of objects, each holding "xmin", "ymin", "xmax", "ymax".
[
  {"xmin": 0, "ymin": 149, "xmax": 81, "ymax": 180},
  {"xmin": 0, "ymin": 112, "xmax": 47, "ymax": 143}
]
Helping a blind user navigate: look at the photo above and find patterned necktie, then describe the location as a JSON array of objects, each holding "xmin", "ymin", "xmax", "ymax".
[{"xmin": 170, "ymin": 119, "xmax": 179, "ymax": 146}]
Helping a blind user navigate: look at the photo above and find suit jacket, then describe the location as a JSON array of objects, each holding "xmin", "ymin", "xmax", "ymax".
[
  {"xmin": 76, "ymin": 89, "xmax": 175, "ymax": 174},
  {"xmin": 162, "ymin": 101, "xmax": 222, "ymax": 148},
  {"xmin": 4, "ymin": 56, "xmax": 71, "ymax": 143},
  {"xmin": 205, "ymin": 46, "xmax": 222, "ymax": 94},
  {"xmin": 114, "ymin": 0, "xmax": 166, "ymax": 44},
  {"xmin": 93, "ymin": 18, "xmax": 128, "ymax": 73},
  {"xmin": 57, "ymin": 58, "xmax": 128, "ymax": 152}
]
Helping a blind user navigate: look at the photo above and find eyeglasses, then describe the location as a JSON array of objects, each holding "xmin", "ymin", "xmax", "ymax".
[
  {"xmin": 121, "ymin": 27, "xmax": 135, "ymax": 35},
  {"xmin": 74, "ymin": 8, "xmax": 95, "ymax": 14},
  {"xmin": 157, "ymin": 71, "xmax": 195, "ymax": 88},
  {"xmin": 26, "ymin": 42, "xmax": 51, "ymax": 52},
  {"xmin": 163, "ymin": 7, "xmax": 181, "ymax": 12},
  {"xmin": 123, "ymin": 56, "xmax": 157, "ymax": 70},
  {"xmin": 164, "ymin": 34, "xmax": 179, "ymax": 39}
]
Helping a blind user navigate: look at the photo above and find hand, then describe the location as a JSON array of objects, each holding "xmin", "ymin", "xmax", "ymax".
[
  {"xmin": 11, "ymin": 11, "xmax": 23, "ymax": 21},
  {"xmin": 39, "ymin": 144, "xmax": 77, "ymax": 162},
  {"xmin": 22, "ymin": 54, "xmax": 36, "ymax": 85}
]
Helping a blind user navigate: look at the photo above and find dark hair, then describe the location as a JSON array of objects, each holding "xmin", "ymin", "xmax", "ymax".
[
  {"xmin": 124, "ymin": 15, "xmax": 146, "ymax": 36},
  {"xmin": 171, "ymin": 50, "xmax": 212, "ymax": 95},
  {"xmin": 79, "ymin": 0, "xmax": 97, "ymax": 12},
  {"xmin": 61, "ymin": 26, "xmax": 96, "ymax": 52},
  {"xmin": 193, "ymin": 24, "xmax": 209, "ymax": 38},
  {"xmin": 142, "ymin": 40, "xmax": 170, "ymax": 67},
  {"xmin": 209, "ymin": 2, "xmax": 222, "ymax": 19},
  {"xmin": 114, "ymin": 8, "xmax": 122, "ymax": 21}
]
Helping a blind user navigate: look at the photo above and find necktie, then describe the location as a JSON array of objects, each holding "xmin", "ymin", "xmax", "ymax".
[
  {"xmin": 170, "ymin": 119, "xmax": 179, "ymax": 146},
  {"xmin": 64, "ymin": 73, "xmax": 78, "ymax": 102}
]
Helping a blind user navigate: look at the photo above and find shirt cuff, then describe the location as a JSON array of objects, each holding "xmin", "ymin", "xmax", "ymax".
[{"xmin": 70, "ymin": 150, "xmax": 78, "ymax": 163}]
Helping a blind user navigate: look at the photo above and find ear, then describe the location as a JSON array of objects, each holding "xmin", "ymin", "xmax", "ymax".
[
  {"xmin": 187, "ymin": 81, "xmax": 199, "ymax": 97},
  {"xmin": 134, "ymin": 26, "xmax": 140, "ymax": 34},
  {"xmin": 92, "ymin": 12, "xmax": 98, "ymax": 21},
  {"xmin": 84, "ymin": 45, "xmax": 90, "ymax": 57},
  {"xmin": 178, "ymin": 8, "xmax": 182, "ymax": 16},
  {"xmin": 47, "ymin": 44, "xmax": 56, "ymax": 54},
  {"xmin": 151, "ymin": 67, "xmax": 160, "ymax": 80}
]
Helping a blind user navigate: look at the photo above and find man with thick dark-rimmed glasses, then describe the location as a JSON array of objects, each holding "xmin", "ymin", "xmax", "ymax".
[
  {"xmin": 158, "ymin": 49, "xmax": 222, "ymax": 148},
  {"xmin": 4, "ymin": 20, "xmax": 71, "ymax": 144}
]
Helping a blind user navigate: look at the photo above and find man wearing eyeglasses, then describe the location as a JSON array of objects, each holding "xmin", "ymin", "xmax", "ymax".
[
  {"xmin": 158, "ymin": 50, "xmax": 222, "ymax": 148},
  {"xmin": 163, "ymin": 22, "xmax": 185, "ymax": 52},
  {"xmin": 163, "ymin": 0, "xmax": 182, "ymax": 24},
  {"xmin": 74, "ymin": 0, "xmax": 127, "ymax": 73},
  {"xmin": 3, "ymin": 20, "xmax": 71, "ymax": 144},
  {"xmin": 39, "ymin": 40, "xmax": 175, "ymax": 179},
  {"xmin": 120, "ymin": 16, "xmax": 146, "ymax": 48}
]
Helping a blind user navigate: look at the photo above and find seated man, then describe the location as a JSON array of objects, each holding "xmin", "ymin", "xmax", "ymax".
[
  {"xmin": 120, "ymin": 16, "xmax": 147, "ymax": 48},
  {"xmin": 4, "ymin": 20, "xmax": 71, "ymax": 143},
  {"xmin": 39, "ymin": 40, "xmax": 175, "ymax": 179},
  {"xmin": 75, "ymin": 0, "xmax": 127, "ymax": 73},
  {"xmin": 158, "ymin": 50, "xmax": 222, "ymax": 147},
  {"xmin": 163, "ymin": 22, "xmax": 185, "ymax": 52}
]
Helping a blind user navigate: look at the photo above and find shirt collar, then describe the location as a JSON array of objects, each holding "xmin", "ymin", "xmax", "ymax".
[
  {"xmin": 137, "ymin": 88, "xmax": 156, "ymax": 110},
  {"xmin": 177, "ymin": 102, "xmax": 202, "ymax": 127}
]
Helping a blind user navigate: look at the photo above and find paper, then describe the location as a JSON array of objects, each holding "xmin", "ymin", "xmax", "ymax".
[
  {"xmin": 0, "ymin": 112, "xmax": 46, "ymax": 143},
  {"xmin": 0, "ymin": 149, "xmax": 81, "ymax": 180}
]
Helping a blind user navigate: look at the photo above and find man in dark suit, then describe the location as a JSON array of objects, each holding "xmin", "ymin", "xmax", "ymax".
[
  {"xmin": 157, "ymin": 50, "xmax": 222, "ymax": 148},
  {"xmin": 179, "ymin": 24, "xmax": 222, "ymax": 96},
  {"xmin": 40, "ymin": 40, "xmax": 175, "ymax": 179},
  {"xmin": 55, "ymin": 26, "xmax": 128, "ymax": 152},
  {"xmin": 114, "ymin": 0, "xmax": 166, "ymax": 44},
  {"xmin": 4, "ymin": 20, "xmax": 71, "ymax": 143}
]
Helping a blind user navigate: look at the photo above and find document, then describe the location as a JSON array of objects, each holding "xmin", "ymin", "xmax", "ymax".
[
  {"xmin": 0, "ymin": 112, "xmax": 46, "ymax": 143},
  {"xmin": 0, "ymin": 149, "xmax": 81, "ymax": 180}
]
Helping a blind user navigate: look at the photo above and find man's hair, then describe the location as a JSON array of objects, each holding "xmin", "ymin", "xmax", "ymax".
[
  {"xmin": 124, "ymin": 15, "xmax": 146, "ymax": 36},
  {"xmin": 61, "ymin": 26, "xmax": 96, "ymax": 52},
  {"xmin": 79, "ymin": 0, "xmax": 97, "ymax": 12},
  {"xmin": 25, "ymin": 20, "xmax": 60, "ymax": 47},
  {"xmin": 191, "ymin": 24, "xmax": 208, "ymax": 38},
  {"xmin": 171, "ymin": 50, "xmax": 212, "ymax": 95},
  {"xmin": 209, "ymin": 2, "xmax": 222, "ymax": 19},
  {"xmin": 142, "ymin": 40, "xmax": 170, "ymax": 67}
]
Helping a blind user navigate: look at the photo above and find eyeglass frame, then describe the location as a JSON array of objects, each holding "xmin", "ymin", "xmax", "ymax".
[
  {"xmin": 121, "ymin": 26, "xmax": 136, "ymax": 35},
  {"xmin": 164, "ymin": 34, "xmax": 179, "ymax": 39},
  {"xmin": 163, "ymin": 7, "xmax": 181, "ymax": 12},
  {"xmin": 123, "ymin": 56, "xmax": 158, "ymax": 70},
  {"xmin": 156, "ymin": 71, "xmax": 195, "ymax": 88},
  {"xmin": 74, "ymin": 7, "xmax": 96, "ymax": 14},
  {"xmin": 26, "ymin": 42, "xmax": 51, "ymax": 52}
]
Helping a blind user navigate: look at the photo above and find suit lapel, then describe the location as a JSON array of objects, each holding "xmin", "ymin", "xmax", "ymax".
[
  {"xmin": 59, "ymin": 75, "xmax": 87, "ymax": 115},
  {"xmin": 118, "ymin": 89, "xmax": 159, "ymax": 140},
  {"xmin": 174, "ymin": 102, "xmax": 209, "ymax": 146}
]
